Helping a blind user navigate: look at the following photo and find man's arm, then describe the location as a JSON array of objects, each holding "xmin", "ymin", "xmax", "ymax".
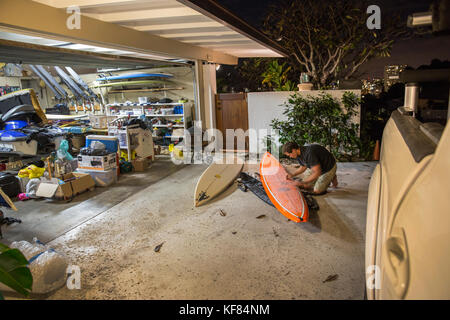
[
  {"xmin": 298, "ymin": 164, "xmax": 322, "ymax": 187},
  {"xmin": 286, "ymin": 165, "xmax": 307, "ymax": 179}
]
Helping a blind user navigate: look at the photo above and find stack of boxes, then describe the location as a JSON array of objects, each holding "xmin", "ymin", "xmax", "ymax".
[{"xmin": 76, "ymin": 135, "xmax": 119, "ymax": 187}]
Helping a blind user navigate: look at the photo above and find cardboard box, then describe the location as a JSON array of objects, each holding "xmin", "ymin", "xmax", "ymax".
[
  {"xmin": 36, "ymin": 172, "xmax": 95, "ymax": 200},
  {"xmin": 132, "ymin": 157, "xmax": 149, "ymax": 172},
  {"xmin": 76, "ymin": 168, "xmax": 117, "ymax": 187},
  {"xmin": 77, "ymin": 153, "xmax": 117, "ymax": 171},
  {"xmin": 54, "ymin": 159, "xmax": 78, "ymax": 179},
  {"xmin": 88, "ymin": 115, "xmax": 115, "ymax": 129},
  {"xmin": 71, "ymin": 135, "xmax": 86, "ymax": 150}
]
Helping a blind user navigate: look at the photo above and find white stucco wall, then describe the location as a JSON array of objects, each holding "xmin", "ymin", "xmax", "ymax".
[{"xmin": 247, "ymin": 90, "xmax": 361, "ymax": 149}]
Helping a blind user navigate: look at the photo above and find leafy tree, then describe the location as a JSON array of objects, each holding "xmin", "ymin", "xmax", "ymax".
[
  {"xmin": 237, "ymin": 58, "xmax": 270, "ymax": 91},
  {"xmin": 263, "ymin": 0, "xmax": 410, "ymax": 88},
  {"xmin": 217, "ymin": 58, "xmax": 274, "ymax": 93},
  {"xmin": 217, "ymin": 58, "xmax": 299, "ymax": 93},
  {"xmin": 262, "ymin": 60, "xmax": 296, "ymax": 91},
  {"xmin": 271, "ymin": 91, "xmax": 361, "ymax": 160}
]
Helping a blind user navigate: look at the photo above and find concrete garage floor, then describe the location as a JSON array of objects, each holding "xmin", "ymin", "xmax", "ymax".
[
  {"xmin": 1, "ymin": 158, "xmax": 184, "ymax": 244},
  {"xmin": 4, "ymin": 159, "xmax": 376, "ymax": 300}
]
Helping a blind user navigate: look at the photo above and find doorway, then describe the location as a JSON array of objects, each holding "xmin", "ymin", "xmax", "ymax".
[{"xmin": 215, "ymin": 93, "xmax": 249, "ymax": 151}]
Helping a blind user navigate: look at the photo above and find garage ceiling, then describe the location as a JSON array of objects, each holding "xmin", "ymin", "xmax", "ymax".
[
  {"xmin": 32, "ymin": 0, "xmax": 285, "ymax": 58},
  {"xmin": 0, "ymin": 30, "xmax": 187, "ymax": 67},
  {"xmin": 0, "ymin": 37, "xmax": 185, "ymax": 68}
]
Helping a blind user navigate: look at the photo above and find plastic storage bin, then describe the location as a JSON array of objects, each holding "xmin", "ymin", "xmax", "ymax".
[
  {"xmin": 86, "ymin": 135, "xmax": 119, "ymax": 153},
  {"xmin": 173, "ymin": 105, "xmax": 184, "ymax": 114},
  {"xmin": 76, "ymin": 168, "xmax": 117, "ymax": 187}
]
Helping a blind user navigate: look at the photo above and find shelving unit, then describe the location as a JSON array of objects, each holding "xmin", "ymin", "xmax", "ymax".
[
  {"xmin": 106, "ymin": 102, "xmax": 193, "ymax": 142},
  {"xmin": 152, "ymin": 124, "xmax": 184, "ymax": 128},
  {"xmin": 94, "ymin": 71, "xmax": 194, "ymax": 144}
]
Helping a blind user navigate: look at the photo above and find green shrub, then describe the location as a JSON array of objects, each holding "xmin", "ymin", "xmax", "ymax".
[{"xmin": 271, "ymin": 91, "xmax": 361, "ymax": 161}]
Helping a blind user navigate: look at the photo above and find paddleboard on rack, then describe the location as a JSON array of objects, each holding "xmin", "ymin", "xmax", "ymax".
[
  {"xmin": 91, "ymin": 80, "xmax": 168, "ymax": 88},
  {"xmin": 96, "ymin": 73, "xmax": 173, "ymax": 81},
  {"xmin": 194, "ymin": 159, "xmax": 244, "ymax": 207},
  {"xmin": 259, "ymin": 152, "xmax": 309, "ymax": 222}
]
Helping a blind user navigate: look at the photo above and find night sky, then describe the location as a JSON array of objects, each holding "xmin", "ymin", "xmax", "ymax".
[
  {"xmin": 215, "ymin": 0, "xmax": 450, "ymax": 78},
  {"xmin": 216, "ymin": 0, "xmax": 432, "ymax": 27}
]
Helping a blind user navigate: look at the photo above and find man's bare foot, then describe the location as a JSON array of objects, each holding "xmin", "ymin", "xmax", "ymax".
[{"xmin": 331, "ymin": 175, "xmax": 338, "ymax": 188}]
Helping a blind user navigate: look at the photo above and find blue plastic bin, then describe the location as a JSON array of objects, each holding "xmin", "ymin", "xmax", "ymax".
[{"xmin": 85, "ymin": 135, "xmax": 119, "ymax": 153}]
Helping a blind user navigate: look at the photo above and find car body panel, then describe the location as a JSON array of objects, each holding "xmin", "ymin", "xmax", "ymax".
[
  {"xmin": 366, "ymin": 110, "xmax": 449, "ymax": 299},
  {"xmin": 386, "ymin": 122, "xmax": 450, "ymax": 299},
  {"xmin": 365, "ymin": 163, "xmax": 381, "ymax": 300}
]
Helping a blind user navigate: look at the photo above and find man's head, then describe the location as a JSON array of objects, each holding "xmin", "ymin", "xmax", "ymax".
[{"xmin": 282, "ymin": 142, "xmax": 300, "ymax": 159}]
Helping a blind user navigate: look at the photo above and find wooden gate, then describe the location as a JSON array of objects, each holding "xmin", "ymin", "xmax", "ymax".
[{"xmin": 215, "ymin": 93, "xmax": 249, "ymax": 151}]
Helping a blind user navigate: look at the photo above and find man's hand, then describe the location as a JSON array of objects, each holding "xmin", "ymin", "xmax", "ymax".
[
  {"xmin": 286, "ymin": 172, "xmax": 293, "ymax": 180},
  {"xmin": 291, "ymin": 180, "xmax": 305, "ymax": 188}
]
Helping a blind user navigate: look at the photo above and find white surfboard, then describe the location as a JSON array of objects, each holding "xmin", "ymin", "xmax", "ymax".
[{"xmin": 194, "ymin": 160, "xmax": 244, "ymax": 207}]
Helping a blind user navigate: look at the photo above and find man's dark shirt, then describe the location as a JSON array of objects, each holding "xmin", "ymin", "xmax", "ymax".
[{"xmin": 296, "ymin": 144, "xmax": 336, "ymax": 174}]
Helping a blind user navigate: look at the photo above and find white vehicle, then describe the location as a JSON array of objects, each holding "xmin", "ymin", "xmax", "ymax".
[{"xmin": 365, "ymin": 69, "xmax": 450, "ymax": 299}]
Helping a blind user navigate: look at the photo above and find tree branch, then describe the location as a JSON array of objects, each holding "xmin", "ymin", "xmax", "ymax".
[{"xmin": 292, "ymin": 52, "xmax": 311, "ymax": 73}]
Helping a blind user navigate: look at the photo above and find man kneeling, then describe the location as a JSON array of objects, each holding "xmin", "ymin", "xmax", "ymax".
[{"xmin": 282, "ymin": 142, "xmax": 338, "ymax": 195}]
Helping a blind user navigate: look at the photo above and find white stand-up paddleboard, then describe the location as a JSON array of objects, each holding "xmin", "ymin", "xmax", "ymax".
[{"xmin": 194, "ymin": 160, "xmax": 244, "ymax": 207}]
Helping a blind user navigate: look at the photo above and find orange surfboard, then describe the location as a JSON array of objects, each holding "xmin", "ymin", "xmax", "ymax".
[{"xmin": 260, "ymin": 152, "xmax": 309, "ymax": 222}]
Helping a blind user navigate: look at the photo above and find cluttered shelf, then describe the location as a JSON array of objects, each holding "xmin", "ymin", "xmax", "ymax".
[
  {"xmin": 105, "ymin": 102, "xmax": 188, "ymax": 107},
  {"xmin": 153, "ymin": 135, "xmax": 184, "ymax": 139},
  {"xmin": 106, "ymin": 114, "xmax": 184, "ymax": 118},
  {"xmin": 146, "ymin": 114, "xmax": 184, "ymax": 117},
  {"xmin": 152, "ymin": 124, "xmax": 184, "ymax": 128}
]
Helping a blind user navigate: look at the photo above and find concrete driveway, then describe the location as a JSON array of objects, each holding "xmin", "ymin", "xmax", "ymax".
[{"xmin": 20, "ymin": 160, "xmax": 375, "ymax": 300}]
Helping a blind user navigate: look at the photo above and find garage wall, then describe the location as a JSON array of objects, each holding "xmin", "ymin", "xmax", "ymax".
[
  {"xmin": 0, "ymin": 76, "xmax": 20, "ymax": 87},
  {"xmin": 0, "ymin": 76, "xmax": 50, "ymax": 109},
  {"xmin": 247, "ymin": 90, "xmax": 361, "ymax": 149}
]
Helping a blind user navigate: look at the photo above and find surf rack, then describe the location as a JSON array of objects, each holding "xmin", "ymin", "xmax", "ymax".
[{"xmin": 29, "ymin": 65, "xmax": 101, "ymax": 112}]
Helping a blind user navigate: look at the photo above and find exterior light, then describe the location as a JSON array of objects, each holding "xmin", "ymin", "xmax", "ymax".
[{"xmin": 407, "ymin": 12, "xmax": 432, "ymax": 27}]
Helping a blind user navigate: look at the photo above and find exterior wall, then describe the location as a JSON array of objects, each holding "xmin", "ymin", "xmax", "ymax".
[{"xmin": 247, "ymin": 90, "xmax": 361, "ymax": 149}]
